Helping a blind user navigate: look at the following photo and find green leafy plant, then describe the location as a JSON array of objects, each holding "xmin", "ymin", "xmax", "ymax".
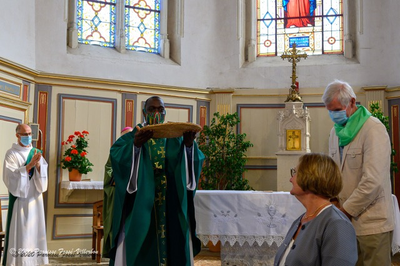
[
  {"xmin": 369, "ymin": 102, "xmax": 398, "ymax": 174},
  {"xmin": 198, "ymin": 112, "xmax": 253, "ymax": 190},
  {"xmin": 60, "ymin": 130, "xmax": 94, "ymax": 174}
]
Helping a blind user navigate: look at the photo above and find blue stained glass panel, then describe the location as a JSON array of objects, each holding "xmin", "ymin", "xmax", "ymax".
[
  {"xmin": 257, "ymin": 0, "xmax": 343, "ymax": 57},
  {"xmin": 77, "ymin": 0, "xmax": 116, "ymax": 47},
  {"xmin": 125, "ymin": 0, "xmax": 160, "ymax": 54},
  {"xmin": 289, "ymin": 37, "xmax": 309, "ymax": 47}
]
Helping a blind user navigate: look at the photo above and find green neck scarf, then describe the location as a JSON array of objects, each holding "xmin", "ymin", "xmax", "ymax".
[{"xmin": 334, "ymin": 105, "xmax": 371, "ymax": 146}]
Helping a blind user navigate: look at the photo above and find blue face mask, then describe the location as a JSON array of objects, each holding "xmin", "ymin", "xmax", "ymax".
[
  {"xmin": 329, "ymin": 110, "xmax": 348, "ymax": 125},
  {"xmin": 20, "ymin": 135, "xmax": 32, "ymax": 146}
]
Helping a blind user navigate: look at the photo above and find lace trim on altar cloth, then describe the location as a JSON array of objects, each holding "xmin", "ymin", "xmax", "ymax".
[
  {"xmin": 197, "ymin": 234, "xmax": 285, "ymax": 247},
  {"xmin": 221, "ymin": 241, "xmax": 279, "ymax": 266},
  {"xmin": 393, "ymin": 245, "xmax": 400, "ymax": 256}
]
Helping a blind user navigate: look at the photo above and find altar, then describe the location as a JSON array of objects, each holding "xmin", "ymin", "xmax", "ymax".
[
  {"xmin": 194, "ymin": 190, "xmax": 400, "ymax": 265},
  {"xmin": 194, "ymin": 190, "xmax": 305, "ymax": 265},
  {"xmin": 60, "ymin": 181, "xmax": 103, "ymax": 202}
]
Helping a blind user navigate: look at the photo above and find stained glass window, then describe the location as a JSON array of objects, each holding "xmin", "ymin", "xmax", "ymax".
[
  {"xmin": 125, "ymin": 0, "xmax": 161, "ymax": 54},
  {"xmin": 257, "ymin": 0, "xmax": 343, "ymax": 56},
  {"xmin": 77, "ymin": 0, "xmax": 116, "ymax": 47},
  {"xmin": 76, "ymin": 0, "xmax": 161, "ymax": 54}
]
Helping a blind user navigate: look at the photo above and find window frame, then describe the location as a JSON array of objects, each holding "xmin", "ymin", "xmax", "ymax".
[
  {"xmin": 240, "ymin": 0, "xmax": 355, "ymax": 65},
  {"xmin": 67, "ymin": 0, "xmax": 173, "ymax": 59}
]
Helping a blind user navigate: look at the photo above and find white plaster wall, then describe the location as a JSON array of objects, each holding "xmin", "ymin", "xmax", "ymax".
[
  {"xmin": 0, "ymin": 0, "xmax": 36, "ymax": 68},
  {"xmin": 1, "ymin": 0, "xmax": 400, "ymax": 89}
]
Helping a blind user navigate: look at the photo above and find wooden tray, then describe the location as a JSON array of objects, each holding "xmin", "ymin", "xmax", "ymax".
[{"xmin": 139, "ymin": 122, "xmax": 202, "ymax": 139}]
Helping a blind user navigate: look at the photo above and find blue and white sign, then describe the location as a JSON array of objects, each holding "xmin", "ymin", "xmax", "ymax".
[
  {"xmin": 289, "ymin": 37, "xmax": 310, "ymax": 48},
  {"xmin": 0, "ymin": 80, "xmax": 21, "ymax": 97}
]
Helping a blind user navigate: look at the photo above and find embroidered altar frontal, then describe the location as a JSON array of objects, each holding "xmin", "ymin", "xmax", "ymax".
[{"xmin": 194, "ymin": 191, "xmax": 305, "ymax": 264}]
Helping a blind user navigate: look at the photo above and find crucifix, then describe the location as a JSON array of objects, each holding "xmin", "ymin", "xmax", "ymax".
[
  {"xmin": 281, "ymin": 43, "xmax": 307, "ymax": 102},
  {"xmin": 286, "ymin": 129, "xmax": 301, "ymax": 151}
]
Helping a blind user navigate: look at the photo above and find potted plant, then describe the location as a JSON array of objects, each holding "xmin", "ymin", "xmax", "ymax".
[
  {"xmin": 60, "ymin": 130, "xmax": 94, "ymax": 181},
  {"xmin": 198, "ymin": 112, "xmax": 253, "ymax": 190},
  {"xmin": 369, "ymin": 102, "xmax": 398, "ymax": 184}
]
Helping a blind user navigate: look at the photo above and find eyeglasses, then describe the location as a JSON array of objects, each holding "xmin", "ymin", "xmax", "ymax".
[
  {"xmin": 18, "ymin": 132, "xmax": 32, "ymax": 136},
  {"xmin": 147, "ymin": 106, "xmax": 166, "ymax": 113},
  {"xmin": 290, "ymin": 168, "xmax": 297, "ymax": 177}
]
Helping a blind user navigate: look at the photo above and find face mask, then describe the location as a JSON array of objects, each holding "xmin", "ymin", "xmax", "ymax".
[
  {"xmin": 20, "ymin": 135, "xmax": 32, "ymax": 146},
  {"xmin": 144, "ymin": 109, "xmax": 166, "ymax": 125},
  {"xmin": 329, "ymin": 110, "xmax": 348, "ymax": 125}
]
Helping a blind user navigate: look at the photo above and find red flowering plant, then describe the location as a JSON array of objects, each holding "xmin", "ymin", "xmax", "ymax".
[{"xmin": 60, "ymin": 130, "xmax": 93, "ymax": 174}]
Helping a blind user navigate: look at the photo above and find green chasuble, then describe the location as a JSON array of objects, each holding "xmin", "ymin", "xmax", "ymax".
[
  {"xmin": 102, "ymin": 156, "xmax": 114, "ymax": 258},
  {"xmin": 109, "ymin": 124, "xmax": 205, "ymax": 266}
]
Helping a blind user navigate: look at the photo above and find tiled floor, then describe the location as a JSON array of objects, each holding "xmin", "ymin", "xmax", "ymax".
[
  {"xmin": 45, "ymin": 249, "xmax": 221, "ymax": 266},
  {"xmin": 47, "ymin": 257, "xmax": 109, "ymax": 265},
  {"xmin": 43, "ymin": 249, "xmax": 400, "ymax": 265},
  {"xmin": 393, "ymin": 253, "xmax": 400, "ymax": 266},
  {"xmin": 193, "ymin": 250, "xmax": 221, "ymax": 266}
]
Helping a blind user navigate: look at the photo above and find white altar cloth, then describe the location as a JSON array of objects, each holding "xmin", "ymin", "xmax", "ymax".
[
  {"xmin": 61, "ymin": 181, "xmax": 103, "ymax": 190},
  {"xmin": 60, "ymin": 181, "xmax": 103, "ymax": 202},
  {"xmin": 392, "ymin": 194, "xmax": 400, "ymax": 255},
  {"xmin": 194, "ymin": 191, "xmax": 400, "ymax": 258},
  {"xmin": 194, "ymin": 190, "xmax": 305, "ymax": 247}
]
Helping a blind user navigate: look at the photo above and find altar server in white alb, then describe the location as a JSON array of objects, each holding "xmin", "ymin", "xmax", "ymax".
[{"xmin": 2, "ymin": 124, "xmax": 48, "ymax": 266}]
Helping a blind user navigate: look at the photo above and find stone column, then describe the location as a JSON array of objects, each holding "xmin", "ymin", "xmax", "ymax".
[
  {"xmin": 363, "ymin": 86, "xmax": 387, "ymax": 115},
  {"xmin": 210, "ymin": 89, "xmax": 234, "ymax": 115}
]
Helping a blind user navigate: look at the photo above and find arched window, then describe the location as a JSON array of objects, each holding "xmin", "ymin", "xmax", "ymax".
[
  {"xmin": 72, "ymin": 0, "xmax": 164, "ymax": 56},
  {"xmin": 257, "ymin": 0, "xmax": 343, "ymax": 56},
  {"xmin": 77, "ymin": 0, "xmax": 116, "ymax": 47},
  {"xmin": 125, "ymin": 0, "xmax": 161, "ymax": 53}
]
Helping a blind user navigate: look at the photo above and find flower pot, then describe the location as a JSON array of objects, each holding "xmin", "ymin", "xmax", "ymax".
[{"xmin": 69, "ymin": 168, "xmax": 82, "ymax": 182}]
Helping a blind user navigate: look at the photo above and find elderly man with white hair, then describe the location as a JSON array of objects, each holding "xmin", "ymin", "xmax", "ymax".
[{"xmin": 322, "ymin": 80, "xmax": 394, "ymax": 266}]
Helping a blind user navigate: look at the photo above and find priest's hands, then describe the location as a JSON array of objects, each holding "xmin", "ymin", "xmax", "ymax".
[
  {"xmin": 26, "ymin": 150, "xmax": 42, "ymax": 174},
  {"xmin": 183, "ymin": 131, "xmax": 197, "ymax": 147},
  {"xmin": 134, "ymin": 129, "xmax": 154, "ymax": 148}
]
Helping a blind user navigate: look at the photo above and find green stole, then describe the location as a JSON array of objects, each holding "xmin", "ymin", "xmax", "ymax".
[
  {"xmin": 3, "ymin": 148, "xmax": 40, "ymax": 266},
  {"xmin": 148, "ymin": 138, "xmax": 168, "ymax": 264},
  {"xmin": 109, "ymin": 125, "xmax": 204, "ymax": 266},
  {"xmin": 102, "ymin": 156, "xmax": 114, "ymax": 258},
  {"xmin": 334, "ymin": 105, "xmax": 371, "ymax": 146}
]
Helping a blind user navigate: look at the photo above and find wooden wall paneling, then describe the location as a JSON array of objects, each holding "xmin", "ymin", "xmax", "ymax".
[
  {"xmin": 55, "ymin": 94, "xmax": 117, "ymax": 207},
  {"xmin": 52, "ymin": 214, "xmax": 92, "ymax": 239},
  {"xmin": 122, "ymin": 93, "xmax": 137, "ymax": 129}
]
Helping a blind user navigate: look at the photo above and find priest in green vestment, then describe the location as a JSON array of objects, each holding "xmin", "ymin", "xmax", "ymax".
[
  {"xmin": 109, "ymin": 96, "xmax": 204, "ymax": 266},
  {"xmin": 103, "ymin": 127, "xmax": 133, "ymax": 259}
]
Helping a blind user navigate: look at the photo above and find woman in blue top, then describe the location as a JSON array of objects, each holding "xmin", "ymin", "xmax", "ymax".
[{"xmin": 274, "ymin": 153, "xmax": 357, "ymax": 266}]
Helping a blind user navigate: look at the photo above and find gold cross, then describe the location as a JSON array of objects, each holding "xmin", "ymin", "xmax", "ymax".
[
  {"xmin": 158, "ymin": 224, "xmax": 166, "ymax": 238},
  {"xmin": 157, "ymin": 147, "xmax": 166, "ymax": 158},
  {"xmin": 161, "ymin": 175, "xmax": 167, "ymax": 186},
  {"xmin": 155, "ymin": 192, "xmax": 165, "ymax": 205},
  {"xmin": 281, "ymin": 43, "xmax": 307, "ymax": 102},
  {"xmin": 288, "ymin": 131, "xmax": 300, "ymax": 149},
  {"xmin": 154, "ymin": 162, "xmax": 163, "ymax": 170}
]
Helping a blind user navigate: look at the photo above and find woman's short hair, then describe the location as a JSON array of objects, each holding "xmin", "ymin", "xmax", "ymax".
[
  {"xmin": 296, "ymin": 153, "xmax": 342, "ymax": 198},
  {"xmin": 322, "ymin": 79, "xmax": 356, "ymax": 107}
]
